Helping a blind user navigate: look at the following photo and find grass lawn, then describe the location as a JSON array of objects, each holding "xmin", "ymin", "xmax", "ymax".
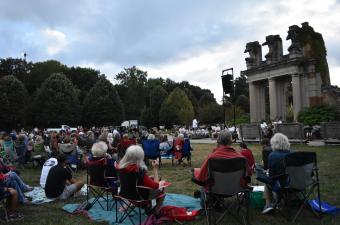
[{"xmin": 5, "ymin": 143, "xmax": 340, "ymax": 225}]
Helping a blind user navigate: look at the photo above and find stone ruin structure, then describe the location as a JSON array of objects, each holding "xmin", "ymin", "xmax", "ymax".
[{"xmin": 242, "ymin": 22, "xmax": 335, "ymax": 122}]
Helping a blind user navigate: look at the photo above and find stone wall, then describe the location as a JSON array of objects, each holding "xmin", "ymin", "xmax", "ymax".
[
  {"xmin": 240, "ymin": 124, "xmax": 262, "ymax": 140},
  {"xmin": 274, "ymin": 123, "xmax": 304, "ymax": 140},
  {"xmin": 320, "ymin": 122, "xmax": 340, "ymax": 140}
]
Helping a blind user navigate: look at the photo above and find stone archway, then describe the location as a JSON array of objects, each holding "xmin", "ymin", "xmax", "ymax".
[{"xmin": 242, "ymin": 22, "xmax": 328, "ymax": 122}]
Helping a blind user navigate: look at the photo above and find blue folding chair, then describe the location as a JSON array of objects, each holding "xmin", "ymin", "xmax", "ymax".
[
  {"xmin": 159, "ymin": 141, "xmax": 174, "ymax": 166},
  {"xmin": 142, "ymin": 139, "xmax": 161, "ymax": 165}
]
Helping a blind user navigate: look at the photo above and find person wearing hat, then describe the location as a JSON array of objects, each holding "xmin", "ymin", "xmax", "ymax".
[
  {"xmin": 58, "ymin": 136, "xmax": 76, "ymax": 155},
  {"xmin": 44, "ymin": 154, "xmax": 84, "ymax": 200}
]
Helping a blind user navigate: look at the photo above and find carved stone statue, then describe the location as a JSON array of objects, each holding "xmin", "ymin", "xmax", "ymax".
[
  {"xmin": 286, "ymin": 25, "xmax": 302, "ymax": 56},
  {"xmin": 262, "ymin": 35, "xmax": 283, "ymax": 64},
  {"xmin": 244, "ymin": 41, "xmax": 262, "ymax": 69}
]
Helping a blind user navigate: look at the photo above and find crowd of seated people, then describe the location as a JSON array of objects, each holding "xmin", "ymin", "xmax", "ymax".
[{"xmin": 0, "ymin": 124, "xmax": 297, "ymax": 222}]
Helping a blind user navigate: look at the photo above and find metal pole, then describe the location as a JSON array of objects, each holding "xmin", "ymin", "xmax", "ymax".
[{"xmin": 233, "ymin": 80, "xmax": 236, "ymax": 142}]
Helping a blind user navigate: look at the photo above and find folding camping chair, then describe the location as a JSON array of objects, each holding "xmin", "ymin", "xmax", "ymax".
[
  {"xmin": 86, "ymin": 158, "xmax": 118, "ymax": 211},
  {"xmin": 0, "ymin": 195, "xmax": 9, "ymax": 222},
  {"xmin": 142, "ymin": 139, "xmax": 161, "ymax": 166},
  {"xmin": 115, "ymin": 170, "xmax": 162, "ymax": 225},
  {"xmin": 277, "ymin": 151, "xmax": 321, "ymax": 222},
  {"xmin": 159, "ymin": 142, "xmax": 174, "ymax": 166},
  {"xmin": 203, "ymin": 157, "xmax": 251, "ymax": 225}
]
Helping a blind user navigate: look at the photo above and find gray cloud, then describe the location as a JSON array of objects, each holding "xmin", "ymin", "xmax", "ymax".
[{"xmin": 1, "ymin": 0, "xmax": 340, "ymax": 100}]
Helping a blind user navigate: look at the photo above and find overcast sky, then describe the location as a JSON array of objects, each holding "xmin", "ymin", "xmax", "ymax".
[{"xmin": 1, "ymin": 0, "xmax": 340, "ymax": 101}]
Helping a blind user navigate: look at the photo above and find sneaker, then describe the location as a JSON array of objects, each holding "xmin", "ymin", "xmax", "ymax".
[
  {"xmin": 262, "ymin": 204, "xmax": 274, "ymax": 214},
  {"xmin": 25, "ymin": 186, "xmax": 34, "ymax": 192},
  {"xmin": 8, "ymin": 212, "xmax": 24, "ymax": 221}
]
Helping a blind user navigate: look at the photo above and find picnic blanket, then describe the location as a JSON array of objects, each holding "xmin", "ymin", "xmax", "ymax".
[
  {"xmin": 25, "ymin": 185, "xmax": 88, "ymax": 204},
  {"xmin": 62, "ymin": 193, "xmax": 201, "ymax": 225}
]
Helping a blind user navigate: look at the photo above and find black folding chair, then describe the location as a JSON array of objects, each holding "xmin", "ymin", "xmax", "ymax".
[
  {"xmin": 0, "ymin": 194, "xmax": 9, "ymax": 222},
  {"xmin": 115, "ymin": 170, "xmax": 161, "ymax": 225},
  {"xmin": 86, "ymin": 158, "xmax": 118, "ymax": 211},
  {"xmin": 278, "ymin": 151, "xmax": 321, "ymax": 222},
  {"xmin": 203, "ymin": 157, "xmax": 251, "ymax": 225}
]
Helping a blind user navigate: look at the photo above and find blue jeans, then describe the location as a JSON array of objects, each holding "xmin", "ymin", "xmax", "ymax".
[{"xmin": 4, "ymin": 171, "xmax": 30, "ymax": 203}]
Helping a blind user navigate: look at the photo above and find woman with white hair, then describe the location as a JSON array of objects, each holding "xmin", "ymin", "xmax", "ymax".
[
  {"xmin": 262, "ymin": 133, "xmax": 291, "ymax": 214},
  {"xmin": 117, "ymin": 145, "xmax": 166, "ymax": 215},
  {"xmin": 87, "ymin": 141, "xmax": 116, "ymax": 178}
]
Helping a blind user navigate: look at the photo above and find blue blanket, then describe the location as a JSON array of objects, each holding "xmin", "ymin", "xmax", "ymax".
[{"xmin": 62, "ymin": 193, "xmax": 201, "ymax": 225}]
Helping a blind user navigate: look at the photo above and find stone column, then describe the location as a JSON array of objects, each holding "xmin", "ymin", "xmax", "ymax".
[
  {"xmin": 292, "ymin": 73, "xmax": 302, "ymax": 121},
  {"xmin": 249, "ymin": 81, "xmax": 266, "ymax": 122},
  {"xmin": 249, "ymin": 82, "xmax": 257, "ymax": 122},
  {"xmin": 257, "ymin": 83, "xmax": 266, "ymax": 121},
  {"xmin": 276, "ymin": 79, "xmax": 289, "ymax": 121},
  {"xmin": 268, "ymin": 78, "xmax": 278, "ymax": 121}
]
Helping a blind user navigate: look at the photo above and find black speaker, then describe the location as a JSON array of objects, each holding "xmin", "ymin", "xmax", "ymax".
[{"xmin": 221, "ymin": 74, "xmax": 233, "ymax": 94}]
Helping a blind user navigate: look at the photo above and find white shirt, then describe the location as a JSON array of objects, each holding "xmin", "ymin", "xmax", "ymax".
[{"xmin": 40, "ymin": 158, "xmax": 58, "ymax": 188}]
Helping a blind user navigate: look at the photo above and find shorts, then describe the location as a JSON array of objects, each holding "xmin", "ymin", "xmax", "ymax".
[{"xmin": 59, "ymin": 184, "xmax": 77, "ymax": 200}]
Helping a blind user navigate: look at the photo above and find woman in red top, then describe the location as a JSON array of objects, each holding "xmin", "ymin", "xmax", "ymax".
[
  {"xmin": 117, "ymin": 134, "xmax": 136, "ymax": 159},
  {"xmin": 239, "ymin": 142, "xmax": 255, "ymax": 176},
  {"xmin": 117, "ymin": 145, "xmax": 165, "ymax": 215},
  {"xmin": 173, "ymin": 134, "xmax": 185, "ymax": 164}
]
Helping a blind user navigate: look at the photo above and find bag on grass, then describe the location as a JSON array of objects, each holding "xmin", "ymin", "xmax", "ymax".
[
  {"xmin": 308, "ymin": 199, "xmax": 340, "ymax": 215},
  {"xmin": 160, "ymin": 205, "xmax": 200, "ymax": 222}
]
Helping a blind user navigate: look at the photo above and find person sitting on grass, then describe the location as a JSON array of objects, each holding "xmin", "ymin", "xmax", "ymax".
[
  {"xmin": 259, "ymin": 133, "xmax": 291, "ymax": 214},
  {"xmin": 0, "ymin": 173, "xmax": 23, "ymax": 221},
  {"xmin": 44, "ymin": 154, "xmax": 84, "ymax": 200},
  {"xmin": 116, "ymin": 145, "xmax": 166, "ymax": 216},
  {"xmin": 2, "ymin": 170, "xmax": 33, "ymax": 204}
]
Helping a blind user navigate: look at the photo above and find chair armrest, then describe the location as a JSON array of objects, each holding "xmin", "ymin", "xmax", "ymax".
[
  {"xmin": 104, "ymin": 176, "xmax": 117, "ymax": 180},
  {"xmin": 136, "ymin": 185, "xmax": 153, "ymax": 191}
]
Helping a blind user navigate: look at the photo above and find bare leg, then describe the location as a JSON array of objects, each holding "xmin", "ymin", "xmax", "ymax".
[
  {"xmin": 73, "ymin": 180, "xmax": 84, "ymax": 192},
  {"xmin": 264, "ymin": 184, "xmax": 272, "ymax": 206},
  {"xmin": 6, "ymin": 188, "xmax": 18, "ymax": 214},
  {"xmin": 154, "ymin": 195, "xmax": 165, "ymax": 215}
]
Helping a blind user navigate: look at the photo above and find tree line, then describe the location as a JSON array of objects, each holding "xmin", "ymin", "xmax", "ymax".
[{"xmin": 0, "ymin": 58, "xmax": 250, "ymax": 130}]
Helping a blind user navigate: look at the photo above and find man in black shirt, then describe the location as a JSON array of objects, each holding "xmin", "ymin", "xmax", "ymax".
[{"xmin": 45, "ymin": 154, "xmax": 84, "ymax": 199}]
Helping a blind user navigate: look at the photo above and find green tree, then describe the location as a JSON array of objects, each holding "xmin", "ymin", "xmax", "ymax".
[
  {"xmin": 235, "ymin": 94, "xmax": 249, "ymax": 112},
  {"xmin": 298, "ymin": 105, "xmax": 336, "ymax": 125},
  {"xmin": 140, "ymin": 107, "xmax": 154, "ymax": 128},
  {"xmin": 198, "ymin": 92, "xmax": 216, "ymax": 107},
  {"xmin": 82, "ymin": 78, "xmax": 124, "ymax": 126},
  {"xmin": 65, "ymin": 67, "xmax": 102, "ymax": 103},
  {"xmin": 184, "ymin": 88, "xmax": 199, "ymax": 115},
  {"xmin": 0, "ymin": 75, "xmax": 28, "ymax": 129},
  {"xmin": 150, "ymin": 85, "xmax": 168, "ymax": 126},
  {"xmin": 159, "ymin": 88, "xmax": 194, "ymax": 127},
  {"xmin": 0, "ymin": 58, "xmax": 33, "ymax": 82},
  {"xmin": 115, "ymin": 66, "xmax": 147, "ymax": 120},
  {"xmin": 26, "ymin": 60, "xmax": 69, "ymax": 95},
  {"xmin": 33, "ymin": 73, "xmax": 80, "ymax": 127},
  {"xmin": 198, "ymin": 103, "xmax": 224, "ymax": 124}
]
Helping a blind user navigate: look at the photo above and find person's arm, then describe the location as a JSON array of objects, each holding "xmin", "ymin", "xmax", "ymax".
[
  {"xmin": 142, "ymin": 173, "xmax": 159, "ymax": 189},
  {"xmin": 151, "ymin": 160, "xmax": 159, "ymax": 182},
  {"xmin": 195, "ymin": 156, "xmax": 210, "ymax": 182}
]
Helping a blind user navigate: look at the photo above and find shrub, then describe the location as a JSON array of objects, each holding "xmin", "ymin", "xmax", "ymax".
[{"xmin": 298, "ymin": 105, "xmax": 336, "ymax": 125}]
